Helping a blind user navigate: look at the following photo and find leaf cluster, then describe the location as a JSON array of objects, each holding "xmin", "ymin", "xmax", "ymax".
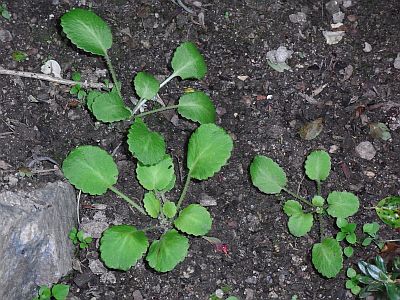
[
  {"xmin": 60, "ymin": 8, "xmax": 233, "ymax": 272},
  {"xmin": 32, "ymin": 284, "xmax": 70, "ymax": 300},
  {"xmin": 346, "ymin": 256, "xmax": 400, "ymax": 299},
  {"xmin": 250, "ymin": 150, "xmax": 360, "ymax": 278},
  {"xmin": 68, "ymin": 227, "xmax": 93, "ymax": 249}
]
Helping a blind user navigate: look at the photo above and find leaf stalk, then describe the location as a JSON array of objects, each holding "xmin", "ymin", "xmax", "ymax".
[
  {"xmin": 104, "ymin": 53, "xmax": 122, "ymax": 99},
  {"xmin": 135, "ymin": 105, "xmax": 180, "ymax": 118},
  {"xmin": 159, "ymin": 73, "xmax": 176, "ymax": 88},
  {"xmin": 109, "ymin": 186, "xmax": 146, "ymax": 215},
  {"xmin": 176, "ymin": 173, "xmax": 192, "ymax": 210},
  {"xmin": 282, "ymin": 187, "xmax": 313, "ymax": 207}
]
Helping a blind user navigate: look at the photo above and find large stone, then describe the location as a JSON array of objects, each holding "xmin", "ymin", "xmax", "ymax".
[{"xmin": 0, "ymin": 181, "xmax": 77, "ymax": 299}]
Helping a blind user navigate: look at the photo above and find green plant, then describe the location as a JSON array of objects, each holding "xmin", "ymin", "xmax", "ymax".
[
  {"xmin": 33, "ymin": 284, "xmax": 70, "ymax": 300},
  {"xmin": 346, "ymin": 256, "xmax": 400, "ymax": 299},
  {"xmin": 12, "ymin": 51, "xmax": 27, "ymax": 62},
  {"xmin": 250, "ymin": 150, "xmax": 360, "ymax": 278},
  {"xmin": 69, "ymin": 72, "xmax": 87, "ymax": 101},
  {"xmin": 362, "ymin": 222, "xmax": 383, "ymax": 249},
  {"xmin": 375, "ymin": 196, "xmax": 400, "ymax": 228},
  {"xmin": 0, "ymin": 3, "xmax": 10, "ymax": 20},
  {"xmin": 60, "ymin": 8, "xmax": 233, "ymax": 272},
  {"xmin": 68, "ymin": 227, "xmax": 93, "ymax": 249}
]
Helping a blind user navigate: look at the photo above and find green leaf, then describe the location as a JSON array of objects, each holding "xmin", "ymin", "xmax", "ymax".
[
  {"xmin": 250, "ymin": 156, "xmax": 287, "ymax": 194},
  {"xmin": 62, "ymin": 146, "xmax": 118, "ymax": 195},
  {"xmin": 312, "ymin": 195, "xmax": 325, "ymax": 207},
  {"xmin": 51, "ymin": 284, "xmax": 70, "ymax": 300},
  {"xmin": 351, "ymin": 285, "xmax": 361, "ymax": 295},
  {"xmin": 375, "ymin": 196, "xmax": 400, "ymax": 228},
  {"xmin": 283, "ymin": 200, "xmax": 303, "ymax": 216},
  {"xmin": 363, "ymin": 222, "xmax": 380, "ymax": 237},
  {"xmin": 134, "ymin": 71, "xmax": 160, "ymax": 100},
  {"xmin": 72, "ymin": 72, "xmax": 81, "ymax": 81},
  {"xmin": 39, "ymin": 286, "xmax": 51, "ymax": 299},
  {"xmin": 369, "ymin": 122, "xmax": 391, "ymax": 141},
  {"xmin": 375, "ymin": 256, "xmax": 387, "ymax": 273},
  {"xmin": 344, "ymin": 246, "xmax": 354, "ymax": 257},
  {"xmin": 86, "ymin": 90, "xmax": 102, "ymax": 111},
  {"xmin": 305, "ymin": 150, "xmax": 331, "ymax": 182},
  {"xmin": 287, "ymin": 213, "xmax": 313, "ymax": 237},
  {"xmin": 161, "ymin": 173, "xmax": 176, "ymax": 192},
  {"xmin": 127, "ymin": 118, "xmax": 166, "ymax": 165},
  {"xmin": 326, "ymin": 191, "xmax": 359, "ymax": 218},
  {"xmin": 177, "ymin": 91, "xmax": 216, "ymax": 124},
  {"xmin": 61, "ymin": 8, "xmax": 112, "ymax": 56},
  {"xmin": 385, "ymin": 283, "xmax": 400, "ymax": 300},
  {"xmin": 336, "ymin": 218, "xmax": 348, "ymax": 228},
  {"xmin": 362, "ymin": 237, "xmax": 373, "ymax": 246},
  {"xmin": 336, "ymin": 231, "xmax": 346, "ymax": 242},
  {"xmin": 92, "ymin": 90, "xmax": 132, "ymax": 122},
  {"xmin": 174, "ymin": 204, "xmax": 212, "ymax": 236},
  {"xmin": 312, "ymin": 238, "xmax": 343, "ymax": 278},
  {"xmin": 226, "ymin": 297, "xmax": 239, "ymax": 300},
  {"xmin": 146, "ymin": 229, "xmax": 189, "ymax": 272},
  {"xmin": 347, "ymin": 267, "xmax": 357, "ymax": 278},
  {"xmin": 187, "ymin": 124, "xmax": 233, "ymax": 180},
  {"xmin": 346, "ymin": 232, "xmax": 357, "ymax": 244},
  {"xmin": 163, "ymin": 201, "xmax": 177, "ymax": 218},
  {"xmin": 136, "ymin": 156, "xmax": 174, "ymax": 191},
  {"xmin": 12, "ymin": 51, "xmax": 27, "ymax": 62},
  {"xmin": 143, "ymin": 192, "xmax": 160, "ymax": 218},
  {"xmin": 100, "ymin": 225, "xmax": 148, "ymax": 271},
  {"xmin": 171, "ymin": 42, "xmax": 207, "ymax": 80}
]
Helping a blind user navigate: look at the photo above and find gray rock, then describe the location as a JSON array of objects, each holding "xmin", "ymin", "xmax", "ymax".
[
  {"xmin": 0, "ymin": 181, "xmax": 77, "ymax": 300},
  {"xmin": 0, "ymin": 29, "xmax": 13, "ymax": 42},
  {"xmin": 355, "ymin": 141, "xmax": 376, "ymax": 160}
]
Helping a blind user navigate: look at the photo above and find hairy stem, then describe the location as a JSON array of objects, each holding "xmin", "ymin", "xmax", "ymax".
[
  {"xmin": 132, "ymin": 98, "xmax": 146, "ymax": 115},
  {"xmin": 104, "ymin": 53, "xmax": 122, "ymax": 99},
  {"xmin": 109, "ymin": 186, "xmax": 146, "ymax": 215},
  {"xmin": 159, "ymin": 73, "xmax": 176, "ymax": 89},
  {"xmin": 282, "ymin": 187, "xmax": 313, "ymax": 207},
  {"xmin": 135, "ymin": 105, "xmax": 180, "ymax": 118},
  {"xmin": 318, "ymin": 214, "xmax": 325, "ymax": 241},
  {"xmin": 316, "ymin": 180, "xmax": 322, "ymax": 196},
  {"xmin": 176, "ymin": 173, "xmax": 192, "ymax": 210}
]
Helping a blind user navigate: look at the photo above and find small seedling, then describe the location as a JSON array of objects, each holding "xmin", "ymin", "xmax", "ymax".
[
  {"xmin": 0, "ymin": 3, "xmax": 10, "ymax": 20},
  {"xmin": 346, "ymin": 256, "xmax": 400, "ymax": 299},
  {"xmin": 32, "ymin": 284, "xmax": 70, "ymax": 300},
  {"xmin": 362, "ymin": 222, "xmax": 383, "ymax": 249},
  {"xmin": 60, "ymin": 8, "xmax": 232, "ymax": 272},
  {"xmin": 12, "ymin": 51, "xmax": 27, "ymax": 62},
  {"xmin": 250, "ymin": 150, "xmax": 360, "ymax": 278},
  {"xmin": 68, "ymin": 227, "xmax": 92, "ymax": 249},
  {"xmin": 375, "ymin": 196, "xmax": 400, "ymax": 228},
  {"xmin": 69, "ymin": 72, "xmax": 87, "ymax": 101}
]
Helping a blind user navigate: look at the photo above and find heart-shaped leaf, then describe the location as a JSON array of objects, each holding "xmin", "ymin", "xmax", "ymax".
[
  {"xmin": 143, "ymin": 192, "xmax": 160, "ymax": 218},
  {"xmin": 187, "ymin": 124, "xmax": 233, "ymax": 180},
  {"xmin": 100, "ymin": 225, "xmax": 148, "ymax": 271},
  {"xmin": 62, "ymin": 146, "xmax": 118, "ymax": 195},
  {"xmin": 51, "ymin": 284, "xmax": 70, "ymax": 300},
  {"xmin": 178, "ymin": 91, "xmax": 216, "ymax": 124},
  {"xmin": 134, "ymin": 71, "xmax": 160, "ymax": 100},
  {"xmin": 327, "ymin": 191, "xmax": 359, "ymax": 218},
  {"xmin": 174, "ymin": 204, "xmax": 212, "ymax": 236},
  {"xmin": 92, "ymin": 90, "xmax": 132, "ymax": 122},
  {"xmin": 283, "ymin": 200, "xmax": 302, "ymax": 216},
  {"xmin": 375, "ymin": 196, "xmax": 400, "ymax": 228},
  {"xmin": 86, "ymin": 90, "xmax": 103, "ymax": 112},
  {"xmin": 312, "ymin": 238, "xmax": 343, "ymax": 278},
  {"xmin": 250, "ymin": 156, "xmax": 287, "ymax": 194},
  {"xmin": 127, "ymin": 118, "xmax": 166, "ymax": 165},
  {"xmin": 146, "ymin": 229, "xmax": 189, "ymax": 272},
  {"xmin": 61, "ymin": 8, "xmax": 112, "ymax": 56},
  {"xmin": 171, "ymin": 42, "xmax": 207, "ymax": 80},
  {"xmin": 305, "ymin": 150, "xmax": 331, "ymax": 182},
  {"xmin": 136, "ymin": 155, "xmax": 174, "ymax": 191}
]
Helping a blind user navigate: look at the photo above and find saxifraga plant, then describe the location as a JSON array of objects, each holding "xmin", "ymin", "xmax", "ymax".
[
  {"xmin": 250, "ymin": 150, "xmax": 360, "ymax": 278},
  {"xmin": 60, "ymin": 8, "xmax": 233, "ymax": 272}
]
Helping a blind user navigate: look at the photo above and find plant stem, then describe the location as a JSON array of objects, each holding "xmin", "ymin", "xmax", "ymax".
[
  {"xmin": 109, "ymin": 186, "xmax": 146, "ymax": 215},
  {"xmin": 318, "ymin": 214, "xmax": 325, "ymax": 241},
  {"xmin": 316, "ymin": 180, "xmax": 322, "ymax": 196},
  {"xmin": 135, "ymin": 105, "xmax": 180, "ymax": 118},
  {"xmin": 132, "ymin": 98, "xmax": 146, "ymax": 115},
  {"xmin": 282, "ymin": 187, "xmax": 313, "ymax": 207},
  {"xmin": 176, "ymin": 173, "xmax": 192, "ymax": 210},
  {"xmin": 159, "ymin": 73, "xmax": 176, "ymax": 89},
  {"xmin": 104, "ymin": 53, "xmax": 122, "ymax": 99}
]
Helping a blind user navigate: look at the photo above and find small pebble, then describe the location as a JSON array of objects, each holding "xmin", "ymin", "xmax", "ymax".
[
  {"xmin": 0, "ymin": 29, "xmax": 13, "ymax": 43},
  {"xmin": 363, "ymin": 171, "xmax": 375, "ymax": 178},
  {"xmin": 355, "ymin": 141, "xmax": 376, "ymax": 160},
  {"xmin": 215, "ymin": 289, "xmax": 224, "ymax": 299},
  {"xmin": 363, "ymin": 42, "xmax": 372, "ymax": 53}
]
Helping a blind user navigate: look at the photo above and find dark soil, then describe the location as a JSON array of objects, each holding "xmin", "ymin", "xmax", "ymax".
[{"xmin": 1, "ymin": 0, "xmax": 399, "ymax": 299}]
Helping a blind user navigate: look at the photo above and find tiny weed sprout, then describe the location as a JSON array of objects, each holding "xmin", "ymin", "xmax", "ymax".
[
  {"xmin": 60, "ymin": 8, "xmax": 233, "ymax": 272},
  {"xmin": 69, "ymin": 72, "xmax": 87, "ymax": 101},
  {"xmin": 12, "ymin": 51, "xmax": 27, "ymax": 62},
  {"xmin": 0, "ymin": 3, "xmax": 10, "ymax": 20},
  {"xmin": 32, "ymin": 284, "xmax": 70, "ymax": 300},
  {"xmin": 346, "ymin": 256, "xmax": 400, "ymax": 299},
  {"xmin": 250, "ymin": 150, "xmax": 360, "ymax": 278},
  {"xmin": 68, "ymin": 227, "xmax": 93, "ymax": 249}
]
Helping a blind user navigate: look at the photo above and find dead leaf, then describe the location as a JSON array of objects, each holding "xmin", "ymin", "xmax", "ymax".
[
  {"xmin": 369, "ymin": 122, "xmax": 391, "ymax": 141},
  {"xmin": 299, "ymin": 118, "xmax": 324, "ymax": 140},
  {"xmin": 0, "ymin": 160, "xmax": 12, "ymax": 170},
  {"xmin": 342, "ymin": 65, "xmax": 354, "ymax": 81}
]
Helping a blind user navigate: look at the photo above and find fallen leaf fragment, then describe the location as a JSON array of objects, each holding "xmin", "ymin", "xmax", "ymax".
[
  {"xmin": 41, "ymin": 60, "xmax": 62, "ymax": 78},
  {"xmin": 299, "ymin": 117, "xmax": 324, "ymax": 140},
  {"xmin": 363, "ymin": 42, "xmax": 372, "ymax": 53},
  {"xmin": 369, "ymin": 122, "xmax": 391, "ymax": 141}
]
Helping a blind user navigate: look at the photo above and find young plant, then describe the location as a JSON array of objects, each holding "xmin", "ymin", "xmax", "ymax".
[
  {"xmin": 362, "ymin": 222, "xmax": 383, "ymax": 249},
  {"xmin": 69, "ymin": 72, "xmax": 87, "ymax": 101},
  {"xmin": 0, "ymin": 3, "xmax": 10, "ymax": 20},
  {"xmin": 68, "ymin": 227, "xmax": 93, "ymax": 249},
  {"xmin": 250, "ymin": 150, "xmax": 360, "ymax": 278},
  {"xmin": 60, "ymin": 8, "xmax": 232, "ymax": 272},
  {"xmin": 336, "ymin": 218, "xmax": 357, "ymax": 257},
  {"xmin": 346, "ymin": 256, "xmax": 400, "ymax": 299},
  {"xmin": 32, "ymin": 284, "xmax": 70, "ymax": 300}
]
